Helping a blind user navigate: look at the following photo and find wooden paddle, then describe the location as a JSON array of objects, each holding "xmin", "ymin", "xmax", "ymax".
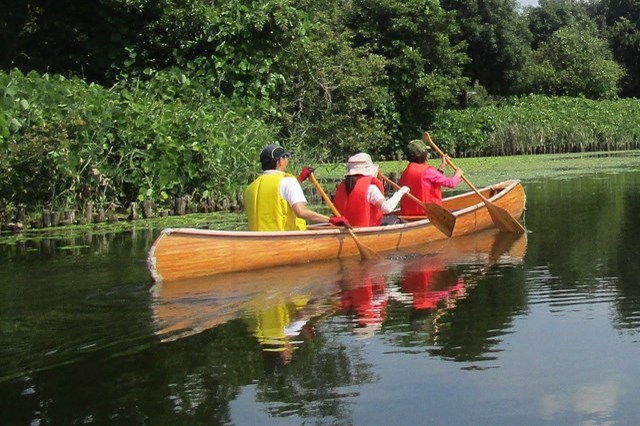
[
  {"xmin": 308, "ymin": 172, "xmax": 381, "ymax": 260},
  {"xmin": 378, "ymin": 172, "xmax": 456, "ymax": 237},
  {"xmin": 423, "ymin": 132, "xmax": 526, "ymax": 234}
]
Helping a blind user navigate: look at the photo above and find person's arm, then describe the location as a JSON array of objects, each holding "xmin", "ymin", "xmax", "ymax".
[
  {"xmin": 370, "ymin": 185, "xmax": 410, "ymax": 213},
  {"xmin": 283, "ymin": 176, "xmax": 348, "ymax": 225},
  {"xmin": 291, "ymin": 202, "xmax": 330, "ymax": 223},
  {"xmin": 423, "ymin": 167, "xmax": 462, "ymax": 188}
]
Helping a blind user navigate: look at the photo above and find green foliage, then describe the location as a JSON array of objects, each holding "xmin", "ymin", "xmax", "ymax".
[
  {"xmin": 591, "ymin": 0, "xmax": 640, "ymax": 99},
  {"xmin": 442, "ymin": 0, "xmax": 532, "ymax": 95},
  {"xmin": 4, "ymin": 0, "xmax": 640, "ymax": 222},
  {"xmin": 433, "ymin": 95, "xmax": 640, "ymax": 155},
  {"xmin": 526, "ymin": 0, "xmax": 592, "ymax": 48},
  {"xmin": 515, "ymin": 25, "xmax": 623, "ymax": 99},
  {"xmin": 1, "ymin": 0, "xmax": 154, "ymax": 84},
  {"xmin": 272, "ymin": 0, "xmax": 396, "ymax": 159},
  {"xmin": 344, "ymin": 0, "xmax": 470, "ymax": 142},
  {"xmin": 0, "ymin": 69, "xmax": 276, "ymax": 214},
  {"xmin": 1, "ymin": 70, "xmax": 120, "ymax": 210}
]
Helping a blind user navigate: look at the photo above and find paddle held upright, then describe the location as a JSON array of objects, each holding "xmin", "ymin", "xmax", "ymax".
[{"xmin": 423, "ymin": 132, "xmax": 526, "ymax": 234}]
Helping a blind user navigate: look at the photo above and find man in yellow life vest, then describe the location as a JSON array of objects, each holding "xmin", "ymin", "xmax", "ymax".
[{"xmin": 245, "ymin": 144, "xmax": 348, "ymax": 231}]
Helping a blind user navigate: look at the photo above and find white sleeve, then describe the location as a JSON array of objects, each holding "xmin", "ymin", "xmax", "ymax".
[
  {"xmin": 367, "ymin": 185, "xmax": 385, "ymax": 205},
  {"xmin": 280, "ymin": 176, "xmax": 308, "ymax": 206},
  {"xmin": 380, "ymin": 186, "xmax": 409, "ymax": 213}
]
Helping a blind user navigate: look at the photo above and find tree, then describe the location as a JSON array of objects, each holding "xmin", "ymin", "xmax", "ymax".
[
  {"xmin": 0, "ymin": 0, "xmax": 157, "ymax": 84},
  {"xmin": 344, "ymin": 0, "xmax": 469, "ymax": 142},
  {"xmin": 272, "ymin": 2, "xmax": 396, "ymax": 157},
  {"xmin": 588, "ymin": 0, "xmax": 640, "ymax": 97},
  {"xmin": 515, "ymin": 25, "xmax": 623, "ymax": 99},
  {"xmin": 608, "ymin": 17, "xmax": 640, "ymax": 98},
  {"xmin": 527, "ymin": 0, "xmax": 592, "ymax": 48},
  {"xmin": 441, "ymin": 0, "xmax": 532, "ymax": 96}
]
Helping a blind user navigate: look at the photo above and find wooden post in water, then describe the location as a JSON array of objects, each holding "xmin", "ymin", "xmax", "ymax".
[
  {"xmin": 174, "ymin": 197, "xmax": 187, "ymax": 216},
  {"xmin": 96, "ymin": 207, "xmax": 106, "ymax": 223},
  {"xmin": 129, "ymin": 202, "xmax": 138, "ymax": 221},
  {"xmin": 142, "ymin": 200, "xmax": 153, "ymax": 218},
  {"xmin": 84, "ymin": 202, "xmax": 93, "ymax": 224},
  {"xmin": 51, "ymin": 211, "xmax": 60, "ymax": 227},
  {"xmin": 107, "ymin": 204, "xmax": 118, "ymax": 224}
]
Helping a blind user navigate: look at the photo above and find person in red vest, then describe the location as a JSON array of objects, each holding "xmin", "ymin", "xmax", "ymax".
[
  {"xmin": 398, "ymin": 139, "xmax": 463, "ymax": 216},
  {"xmin": 333, "ymin": 152, "xmax": 410, "ymax": 227}
]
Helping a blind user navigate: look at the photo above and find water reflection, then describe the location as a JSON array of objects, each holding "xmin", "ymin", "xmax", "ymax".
[
  {"xmin": 337, "ymin": 261, "xmax": 392, "ymax": 338},
  {"xmin": 8, "ymin": 170, "xmax": 640, "ymax": 424},
  {"xmin": 525, "ymin": 172, "xmax": 640, "ymax": 334},
  {"xmin": 143, "ymin": 229, "xmax": 528, "ymax": 423},
  {"xmin": 399, "ymin": 256, "xmax": 464, "ymax": 312}
]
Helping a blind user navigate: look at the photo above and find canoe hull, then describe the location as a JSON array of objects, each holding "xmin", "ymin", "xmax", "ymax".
[{"xmin": 148, "ymin": 180, "xmax": 526, "ymax": 281}]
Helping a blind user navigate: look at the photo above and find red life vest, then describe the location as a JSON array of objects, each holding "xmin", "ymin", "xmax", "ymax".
[
  {"xmin": 333, "ymin": 176, "xmax": 385, "ymax": 227},
  {"xmin": 399, "ymin": 162, "xmax": 442, "ymax": 215}
]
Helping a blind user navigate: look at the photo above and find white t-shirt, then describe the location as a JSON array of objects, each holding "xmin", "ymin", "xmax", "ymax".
[{"xmin": 263, "ymin": 170, "xmax": 308, "ymax": 206}]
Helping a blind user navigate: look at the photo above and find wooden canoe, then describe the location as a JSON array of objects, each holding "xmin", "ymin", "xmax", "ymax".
[{"xmin": 148, "ymin": 179, "xmax": 526, "ymax": 282}]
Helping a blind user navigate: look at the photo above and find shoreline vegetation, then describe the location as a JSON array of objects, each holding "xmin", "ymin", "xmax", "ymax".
[
  {"xmin": 2, "ymin": 150, "xmax": 640, "ymax": 243},
  {"xmin": 3, "ymin": 71, "xmax": 640, "ymax": 233}
]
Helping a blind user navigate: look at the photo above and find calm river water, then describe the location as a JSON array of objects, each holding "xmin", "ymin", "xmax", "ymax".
[{"xmin": 2, "ymin": 168, "xmax": 640, "ymax": 425}]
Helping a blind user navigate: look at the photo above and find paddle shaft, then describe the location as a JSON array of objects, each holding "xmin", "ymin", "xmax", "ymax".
[
  {"xmin": 308, "ymin": 172, "xmax": 380, "ymax": 260},
  {"xmin": 423, "ymin": 132, "xmax": 526, "ymax": 234},
  {"xmin": 378, "ymin": 172, "xmax": 455, "ymax": 237},
  {"xmin": 423, "ymin": 133, "xmax": 485, "ymax": 200}
]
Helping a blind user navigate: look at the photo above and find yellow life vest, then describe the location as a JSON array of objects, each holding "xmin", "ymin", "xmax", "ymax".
[{"xmin": 245, "ymin": 172, "xmax": 307, "ymax": 231}]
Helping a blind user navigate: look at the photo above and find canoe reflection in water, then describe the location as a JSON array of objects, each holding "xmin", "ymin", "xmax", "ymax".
[{"xmin": 150, "ymin": 228, "xmax": 527, "ymax": 363}]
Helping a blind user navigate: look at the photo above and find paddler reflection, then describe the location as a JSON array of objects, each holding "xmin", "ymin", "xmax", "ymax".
[
  {"xmin": 244, "ymin": 294, "xmax": 321, "ymax": 367},
  {"xmin": 400, "ymin": 255, "xmax": 465, "ymax": 313},
  {"xmin": 337, "ymin": 260, "xmax": 400, "ymax": 338}
]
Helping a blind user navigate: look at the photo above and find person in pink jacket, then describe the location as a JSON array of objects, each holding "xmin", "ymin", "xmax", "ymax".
[{"xmin": 398, "ymin": 139, "xmax": 463, "ymax": 215}]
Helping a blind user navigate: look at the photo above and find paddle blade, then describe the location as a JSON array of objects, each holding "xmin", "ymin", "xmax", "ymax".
[
  {"xmin": 422, "ymin": 203, "xmax": 456, "ymax": 237},
  {"xmin": 348, "ymin": 229, "xmax": 381, "ymax": 260},
  {"xmin": 486, "ymin": 203, "xmax": 526, "ymax": 234}
]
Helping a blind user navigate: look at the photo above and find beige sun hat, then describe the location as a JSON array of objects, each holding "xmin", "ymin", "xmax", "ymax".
[{"xmin": 345, "ymin": 152, "xmax": 379, "ymax": 177}]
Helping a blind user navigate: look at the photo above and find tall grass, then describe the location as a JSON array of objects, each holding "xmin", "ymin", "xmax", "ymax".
[{"xmin": 433, "ymin": 95, "xmax": 640, "ymax": 156}]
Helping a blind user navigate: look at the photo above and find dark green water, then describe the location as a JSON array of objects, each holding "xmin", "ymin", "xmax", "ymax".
[{"xmin": 2, "ymin": 170, "xmax": 640, "ymax": 425}]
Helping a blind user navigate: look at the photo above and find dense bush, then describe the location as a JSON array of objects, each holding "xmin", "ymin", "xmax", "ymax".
[
  {"xmin": 3, "ymin": 1, "xmax": 640, "ymax": 227},
  {"xmin": 0, "ymin": 69, "xmax": 277, "ymax": 218}
]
